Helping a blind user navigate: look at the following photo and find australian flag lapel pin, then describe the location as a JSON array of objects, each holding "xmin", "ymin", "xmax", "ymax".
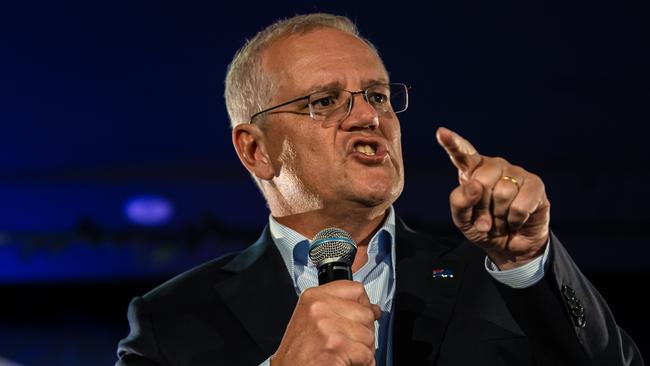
[{"xmin": 432, "ymin": 268, "xmax": 454, "ymax": 279}]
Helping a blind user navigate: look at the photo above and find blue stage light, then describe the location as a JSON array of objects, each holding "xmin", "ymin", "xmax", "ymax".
[{"xmin": 123, "ymin": 195, "xmax": 174, "ymax": 226}]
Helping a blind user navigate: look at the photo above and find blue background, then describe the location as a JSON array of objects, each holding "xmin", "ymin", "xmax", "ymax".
[{"xmin": 0, "ymin": 0, "xmax": 648, "ymax": 364}]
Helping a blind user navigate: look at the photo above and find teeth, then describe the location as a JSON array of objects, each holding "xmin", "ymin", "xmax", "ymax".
[{"xmin": 355, "ymin": 144, "xmax": 376, "ymax": 156}]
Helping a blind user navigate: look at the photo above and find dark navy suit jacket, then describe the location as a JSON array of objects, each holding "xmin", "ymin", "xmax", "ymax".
[{"xmin": 117, "ymin": 218, "xmax": 643, "ymax": 365}]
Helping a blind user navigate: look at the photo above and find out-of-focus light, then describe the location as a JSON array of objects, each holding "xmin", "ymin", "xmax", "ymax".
[
  {"xmin": 123, "ymin": 195, "xmax": 174, "ymax": 226},
  {"xmin": 0, "ymin": 356, "xmax": 26, "ymax": 366}
]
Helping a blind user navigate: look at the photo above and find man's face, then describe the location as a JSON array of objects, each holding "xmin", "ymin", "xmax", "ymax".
[{"xmin": 259, "ymin": 28, "xmax": 404, "ymax": 214}]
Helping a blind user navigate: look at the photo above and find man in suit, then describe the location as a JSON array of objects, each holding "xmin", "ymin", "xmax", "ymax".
[{"xmin": 116, "ymin": 13, "xmax": 643, "ymax": 365}]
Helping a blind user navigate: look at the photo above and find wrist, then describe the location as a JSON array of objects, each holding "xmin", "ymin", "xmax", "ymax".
[{"xmin": 487, "ymin": 237, "xmax": 548, "ymax": 270}]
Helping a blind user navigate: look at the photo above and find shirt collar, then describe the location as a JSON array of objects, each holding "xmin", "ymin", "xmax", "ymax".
[{"xmin": 269, "ymin": 206, "xmax": 397, "ymax": 281}]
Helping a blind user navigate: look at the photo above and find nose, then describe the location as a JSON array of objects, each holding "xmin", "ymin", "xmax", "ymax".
[{"xmin": 339, "ymin": 93, "xmax": 379, "ymax": 131}]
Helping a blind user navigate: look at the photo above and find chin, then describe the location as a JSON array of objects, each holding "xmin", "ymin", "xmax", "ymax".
[{"xmin": 353, "ymin": 184, "xmax": 402, "ymax": 209}]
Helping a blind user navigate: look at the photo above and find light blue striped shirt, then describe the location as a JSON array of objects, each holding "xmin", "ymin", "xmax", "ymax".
[{"xmin": 260, "ymin": 207, "xmax": 550, "ymax": 365}]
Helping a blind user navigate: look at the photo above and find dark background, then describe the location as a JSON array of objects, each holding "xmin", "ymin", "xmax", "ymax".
[{"xmin": 0, "ymin": 0, "xmax": 648, "ymax": 364}]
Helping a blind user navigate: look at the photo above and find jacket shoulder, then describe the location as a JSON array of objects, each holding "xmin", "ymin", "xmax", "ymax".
[
  {"xmin": 142, "ymin": 251, "xmax": 241, "ymax": 306},
  {"xmin": 142, "ymin": 226, "xmax": 273, "ymax": 306}
]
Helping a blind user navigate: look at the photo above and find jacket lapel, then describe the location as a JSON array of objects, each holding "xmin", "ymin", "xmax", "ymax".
[
  {"xmin": 214, "ymin": 226, "xmax": 297, "ymax": 357},
  {"xmin": 213, "ymin": 219, "xmax": 466, "ymax": 362},
  {"xmin": 393, "ymin": 219, "xmax": 466, "ymax": 364}
]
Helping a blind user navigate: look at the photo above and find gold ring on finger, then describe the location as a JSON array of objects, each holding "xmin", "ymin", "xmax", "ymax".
[{"xmin": 501, "ymin": 175, "xmax": 520, "ymax": 189}]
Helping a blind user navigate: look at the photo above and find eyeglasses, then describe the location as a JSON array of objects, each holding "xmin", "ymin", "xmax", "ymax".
[{"xmin": 249, "ymin": 83, "xmax": 409, "ymax": 124}]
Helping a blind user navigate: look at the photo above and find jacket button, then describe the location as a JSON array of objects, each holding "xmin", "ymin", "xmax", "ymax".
[
  {"xmin": 562, "ymin": 285, "xmax": 575, "ymax": 297},
  {"xmin": 562, "ymin": 284, "xmax": 586, "ymax": 328}
]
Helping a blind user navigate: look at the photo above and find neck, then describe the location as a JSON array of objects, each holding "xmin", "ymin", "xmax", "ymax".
[
  {"xmin": 273, "ymin": 205, "xmax": 389, "ymax": 271},
  {"xmin": 274, "ymin": 205, "xmax": 388, "ymax": 243}
]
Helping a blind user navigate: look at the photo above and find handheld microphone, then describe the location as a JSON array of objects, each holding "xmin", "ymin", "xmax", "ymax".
[{"xmin": 309, "ymin": 228, "xmax": 357, "ymax": 285}]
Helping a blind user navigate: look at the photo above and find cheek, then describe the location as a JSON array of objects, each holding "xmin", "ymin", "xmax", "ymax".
[
  {"xmin": 303, "ymin": 130, "xmax": 336, "ymax": 161},
  {"xmin": 395, "ymin": 138, "xmax": 404, "ymax": 161},
  {"xmin": 387, "ymin": 124, "xmax": 404, "ymax": 161},
  {"xmin": 286, "ymin": 136, "xmax": 329, "ymax": 173}
]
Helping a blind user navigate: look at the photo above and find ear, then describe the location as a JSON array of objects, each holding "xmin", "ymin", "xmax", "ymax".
[{"xmin": 232, "ymin": 124, "xmax": 275, "ymax": 180}]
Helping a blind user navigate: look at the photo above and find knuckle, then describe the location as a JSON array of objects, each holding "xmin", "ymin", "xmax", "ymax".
[
  {"xmin": 307, "ymin": 300, "xmax": 326, "ymax": 318},
  {"xmin": 352, "ymin": 281, "xmax": 365, "ymax": 291},
  {"xmin": 509, "ymin": 202, "xmax": 529, "ymax": 217},
  {"xmin": 315, "ymin": 317, "xmax": 331, "ymax": 333},
  {"xmin": 477, "ymin": 175, "xmax": 496, "ymax": 190},
  {"xmin": 362, "ymin": 327, "xmax": 376, "ymax": 347},
  {"xmin": 358, "ymin": 347, "xmax": 375, "ymax": 365},
  {"xmin": 323, "ymin": 333, "xmax": 344, "ymax": 352},
  {"xmin": 361, "ymin": 307, "xmax": 376, "ymax": 324},
  {"xmin": 494, "ymin": 156, "xmax": 509, "ymax": 166},
  {"xmin": 512, "ymin": 164, "xmax": 529, "ymax": 174},
  {"xmin": 449, "ymin": 185, "xmax": 465, "ymax": 203},
  {"xmin": 492, "ymin": 186, "xmax": 511, "ymax": 201},
  {"xmin": 301, "ymin": 287, "xmax": 316, "ymax": 300},
  {"xmin": 449, "ymin": 188, "xmax": 460, "ymax": 204},
  {"xmin": 350, "ymin": 281, "xmax": 366, "ymax": 296},
  {"xmin": 534, "ymin": 175, "xmax": 546, "ymax": 191},
  {"xmin": 526, "ymin": 172, "xmax": 541, "ymax": 184}
]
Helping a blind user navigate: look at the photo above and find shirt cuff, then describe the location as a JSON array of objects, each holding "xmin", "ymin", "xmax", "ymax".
[{"xmin": 485, "ymin": 238, "xmax": 551, "ymax": 289}]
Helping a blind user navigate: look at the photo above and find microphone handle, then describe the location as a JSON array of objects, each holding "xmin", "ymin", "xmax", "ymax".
[{"xmin": 317, "ymin": 261, "xmax": 353, "ymax": 285}]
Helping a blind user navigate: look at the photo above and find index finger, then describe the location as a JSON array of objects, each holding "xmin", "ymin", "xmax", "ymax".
[
  {"xmin": 320, "ymin": 280, "xmax": 371, "ymax": 305},
  {"xmin": 320, "ymin": 281, "xmax": 381, "ymax": 319},
  {"xmin": 436, "ymin": 127, "xmax": 483, "ymax": 176}
]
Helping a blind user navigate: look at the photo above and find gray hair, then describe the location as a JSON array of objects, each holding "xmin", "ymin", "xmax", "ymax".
[{"xmin": 224, "ymin": 13, "xmax": 382, "ymax": 128}]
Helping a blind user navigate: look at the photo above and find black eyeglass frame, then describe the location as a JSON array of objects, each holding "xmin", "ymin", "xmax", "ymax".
[{"xmin": 248, "ymin": 82, "xmax": 409, "ymax": 124}]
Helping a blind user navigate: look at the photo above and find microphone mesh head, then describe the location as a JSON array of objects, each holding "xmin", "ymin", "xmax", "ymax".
[{"xmin": 309, "ymin": 227, "xmax": 357, "ymax": 267}]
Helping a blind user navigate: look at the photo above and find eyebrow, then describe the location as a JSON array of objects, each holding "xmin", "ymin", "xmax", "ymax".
[
  {"xmin": 301, "ymin": 80, "xmax": 345, "ymax": 95},
  {"xmin": 301, "ymin": 77, "xmax": 391, "ymax": 95},
  {"xmin": 362, "ymin": 77, "xmax": 390, "ymax": 87}
]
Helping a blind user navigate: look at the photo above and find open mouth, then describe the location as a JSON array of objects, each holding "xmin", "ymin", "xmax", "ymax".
[{"xmin": 353, "ymin": 142, "xmax": 378, "ymax": 156}]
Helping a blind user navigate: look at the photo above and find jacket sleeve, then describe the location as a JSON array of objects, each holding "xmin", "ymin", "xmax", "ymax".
[
  {"xmin": 495, "ymin": 232, "xmax": 644, "ymax": 366},
  {"xmin": 116, "ymin": 296, "xmax": 169, "ymax": 366}
]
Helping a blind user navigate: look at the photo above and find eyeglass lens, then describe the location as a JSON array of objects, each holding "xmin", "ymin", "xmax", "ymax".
[{"xmin": 308, "ymin": 84, "xmax": 407, "ymax": 122}]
